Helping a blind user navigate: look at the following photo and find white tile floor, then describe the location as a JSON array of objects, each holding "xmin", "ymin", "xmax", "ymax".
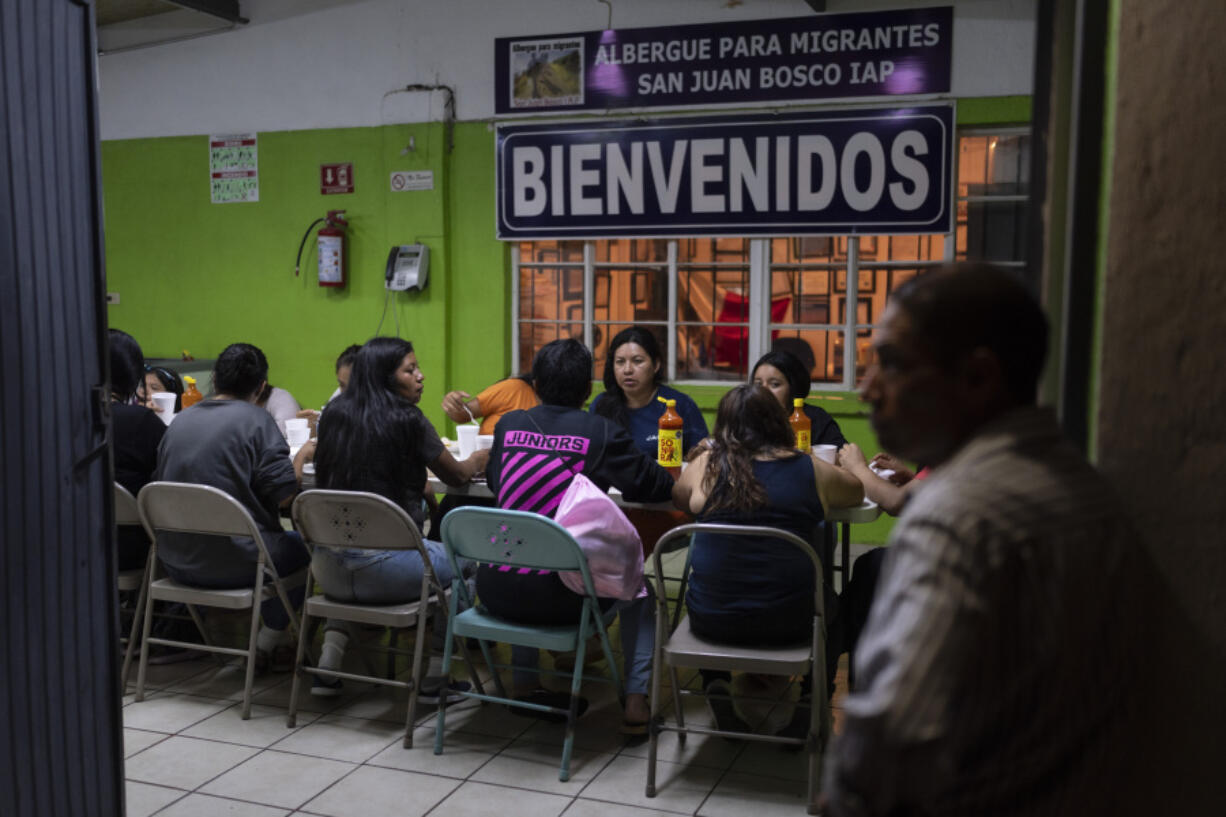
[{"xmin": 121, "ymin": 545, "xmax": 871, "ymax": 817}]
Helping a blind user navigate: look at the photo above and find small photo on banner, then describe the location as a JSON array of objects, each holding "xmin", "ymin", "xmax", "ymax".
[{"xmin": 510, "ymin": 37, "xmax": 585, "ymax": 109}]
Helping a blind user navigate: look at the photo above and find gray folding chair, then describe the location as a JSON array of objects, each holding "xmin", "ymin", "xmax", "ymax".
[
  {"xmin": 116, "ymin": 482, "xmax": 151, "ymax": 687},
  {"xmin": 646, "ymin": 522, "xmax": 831, "ymax": 815},
  {"xmin": 434, "ymin": 506, "xmax": 624, "ymax": 782},
  {"xmin": 134, "ymin": 481, "xmax": 307, "ymax": 719},
  {"xmin": 288, "ymin": 489, "xmax": 477, "ymax": 747}
]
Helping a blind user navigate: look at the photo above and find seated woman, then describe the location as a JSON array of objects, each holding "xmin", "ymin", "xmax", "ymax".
[
  {"xmin": 329, "ymin": 343, "xmax": 362, "ymax": 401},
  {"xmin": 671, "ymin": 384, "xmax": 863, "ymax": 731},
  {"xmin": 590, "ymin": 326, "xmax": 708, "ymax": 456},
  {"xmin": 143, "ymin": 364, "xmax": 184, "ymax": 413},
  {"xmin": 478, "ymin": 338, "xmax": 675, "ymax": 733},
  {"xmin": 751, "ymin": 349, "xmax": 847, "ymax": 446},
  {"xmin": 311, "ymin": 337, "xmax": 488, "ymax": 698},
  {"xmin": 591, "ymin": 326, "xmax": 709, "ymax": 552},
  {"xmin": 110, "ymin": 329, "xmax": 166, "ymax": 570},
  {"xmin": 442, "ymin": 372, "xmax": 538, "ymax": 435}
]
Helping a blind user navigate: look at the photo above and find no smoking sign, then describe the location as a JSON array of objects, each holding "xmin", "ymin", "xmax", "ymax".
[{"xmin": 389, "ymin": 170, "xmax": 434, "ymax": 192}]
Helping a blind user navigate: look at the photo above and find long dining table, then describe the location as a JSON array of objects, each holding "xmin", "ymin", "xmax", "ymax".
[{"xmin": 425, "ymin": 475, "xmax": 880, "ymax": 588}]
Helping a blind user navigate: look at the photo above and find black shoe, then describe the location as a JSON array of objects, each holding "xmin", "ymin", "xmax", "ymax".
[
  {"xmin": 418, "ymin": 680, "xmax": 472, "ymax": 705},
  {"xmin": 705, "ymin": 680, "xmax": 750, "ymax": 737},
  {"xmin": 505, "ymin": 688, "xmax": 589, "ymax": 722},
  {"xmin": 311, "ymin": 675, "xmax": 343, "ymax": 698}
]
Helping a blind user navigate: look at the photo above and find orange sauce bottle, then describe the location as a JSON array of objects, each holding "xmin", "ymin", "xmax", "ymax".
[
  {"xmin": 657, "ymin": 396, "xmax": 683, "ymax": 477},
  {"xmin": 181, "ymin": 375, "xmax": 203, "ymax": 409},
  {"xmin": 789, "ymin": 397, "xmax": 811, "ymax": 453}
]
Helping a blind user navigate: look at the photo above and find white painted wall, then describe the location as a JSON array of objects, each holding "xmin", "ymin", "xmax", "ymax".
[{"xmin": 98, "ymin": 0, "xmax": 1035, "ymax": 140}]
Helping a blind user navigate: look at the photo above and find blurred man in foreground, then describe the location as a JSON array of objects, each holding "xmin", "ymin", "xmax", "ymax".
[{"xmin": 823, "ymin": 264, "xmax": 1143, "ymax": 816}]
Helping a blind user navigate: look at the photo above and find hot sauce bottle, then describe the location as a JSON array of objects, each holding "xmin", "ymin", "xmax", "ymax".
[
  {"xmin": 657, "ymin": 396, "xmax": 683, "ymax": 478},
  {"xmin": 789, "ymin": 397, "xmax": 811, "ymax": 453},
  {"xmin": 181, "ymin": 375, "xmax": 203, "ymax": 409}
]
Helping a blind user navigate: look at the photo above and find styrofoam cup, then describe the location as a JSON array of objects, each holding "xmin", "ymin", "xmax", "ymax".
[
  {"xmin": 476, "ymin": 434, "xmax": 494, "ymax": 451},
  {"xmin": 814, "ymin": 444, "xmax": 838, "ymax": 464},
  {"xmin": 151, "ymin": 391, "xmax": 176, "ymax": 425},
  {"xmin": 285, "ymin": 417, "xmax": 310, "ymax": 446},
  {"xmin": 457, "ymin": 424, "xmax": 479, "ymax": 459}
]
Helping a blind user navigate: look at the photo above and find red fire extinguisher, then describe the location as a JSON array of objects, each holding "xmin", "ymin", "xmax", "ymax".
[{"xmin": 294, "ymin": 210, "xmax": 348, "ymax": 288}]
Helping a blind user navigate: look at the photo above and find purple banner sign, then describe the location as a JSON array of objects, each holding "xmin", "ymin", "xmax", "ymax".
[
  {"xmin": 496, "ymin": 104, "xmax": 955, "ymax": 239},
  {"xmin": 495, "ymin": 6, "xmax": 952, "ymax": 115}
]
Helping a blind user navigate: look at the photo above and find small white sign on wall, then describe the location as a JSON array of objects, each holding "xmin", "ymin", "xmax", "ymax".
[{"xmin": 390, "ymin": 170, "xmax": 434, "ymax": 191}]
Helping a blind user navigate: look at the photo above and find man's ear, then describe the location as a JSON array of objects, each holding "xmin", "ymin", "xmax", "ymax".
[{"xmin": 962, "ymin": 347, "xmax": 1005, "ymax": 403}]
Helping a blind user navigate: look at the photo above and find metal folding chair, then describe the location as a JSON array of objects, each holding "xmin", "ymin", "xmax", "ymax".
[
  {"xmin": 116, "ymin": 482, "xmax": 151, "ymax": 688},
  {"xmin": 134, "ymin": 481, "xmax": 306, "ymax": 719},
  {"xmin": 646, "ymin": 522, "xmax": 832, "ymax": 815},
  {"xmin": 288, "ymin": 489, "xmax": 479, "ymax": 747},
  {"xmin": 434, "ymin": 506, "xmax": 623, "ymax": 782}
]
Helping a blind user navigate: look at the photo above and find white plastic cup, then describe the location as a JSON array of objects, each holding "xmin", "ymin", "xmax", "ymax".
[
  {"xmin": 151, "ymin": 391, "xmax": 176, "ymax": 425},
  {"xmin": 814, "ymin": 444, "xmax": 838, "ymax": 464},
  {"xmin": 457, "ymin": 424, "xmax": 479, "ymax": 459},
  {"xmin": 476, "ymin": 434, "xmax": 494, "ymax": 451},
  {"xmin": 285, "ymin": 417, "xmax": 310, "ymax": 446}
]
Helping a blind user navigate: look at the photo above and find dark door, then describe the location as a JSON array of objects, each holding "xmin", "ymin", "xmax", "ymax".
[{"xmin": 0, "ymin": 2, "xmax": 124, "ymax": 815}]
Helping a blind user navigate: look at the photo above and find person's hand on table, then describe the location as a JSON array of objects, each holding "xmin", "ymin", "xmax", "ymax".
[
  {"xmin": 464, "ymin": 447, "xmax": 490, "ymax": 477},
  {"xmin": 838, "ymin": 442, "xmax": 868, "ymax": 471},
  {"xmin": 296, "ymin": 408, "xmax": 320, "ymax": 435},
  {"xmin": 870, "ymin": 452, "xmax": 915, "ymax": 485},
  {"xmin": 292, "ymin": 439, "xmax": 317, "ymax": 483},
  {"xmin": 684, "ymin": 436, "xmax": 713, "ymax": 463}
]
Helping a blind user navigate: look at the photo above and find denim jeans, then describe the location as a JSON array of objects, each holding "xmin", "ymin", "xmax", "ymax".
[
  {"xmin": 510, "ymin": 588, "xmax": 655, "ymax": 696},
  {"xmin": 311, "ymin": 539, "xmax": 466, "ymax": 648}
]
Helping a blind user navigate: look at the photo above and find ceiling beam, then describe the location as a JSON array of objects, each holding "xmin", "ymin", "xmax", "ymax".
[{"xmin": 165, "ymin": 0, "xmax": 248, "ymax": 25}]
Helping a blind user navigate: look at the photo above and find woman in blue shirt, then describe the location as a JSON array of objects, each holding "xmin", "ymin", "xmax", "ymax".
[{"xmin": 589, "ymin": 326, "xmax": 708, "ymax": 458}]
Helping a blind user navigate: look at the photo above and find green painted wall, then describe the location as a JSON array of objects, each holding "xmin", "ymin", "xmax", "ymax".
[
  {"xmin": 102, "ymin": 96, "xmax": 1029, "ymax": 545},
  {"xmin": 102, "ymin": 120, "xmax": 508, "ymax": 434}
]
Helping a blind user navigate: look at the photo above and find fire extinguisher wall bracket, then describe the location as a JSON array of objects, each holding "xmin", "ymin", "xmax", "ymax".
[{"xmin": 317, "ymin": 210, "xmax": 348, "ymax": 288}]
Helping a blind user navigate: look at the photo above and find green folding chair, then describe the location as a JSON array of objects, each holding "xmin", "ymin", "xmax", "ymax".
[{"xmin": 434, "ymin": 506, "xmax": 623, "ymax": 782}]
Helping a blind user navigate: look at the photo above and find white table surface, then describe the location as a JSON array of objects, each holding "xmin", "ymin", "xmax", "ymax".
[{"xmin": 425, "ymin": 475, "xmax": 880, "ymax": 522}]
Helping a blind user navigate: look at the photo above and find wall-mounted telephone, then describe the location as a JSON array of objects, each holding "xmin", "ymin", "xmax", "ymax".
[{"xmin": 386, "ymin": 244, "xmax": 429, "ymax": 291}]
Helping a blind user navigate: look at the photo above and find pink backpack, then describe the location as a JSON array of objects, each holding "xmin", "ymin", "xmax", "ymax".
[{"xmin": 554, "ymin": 473, "xmax": 646, "ymax": 601}]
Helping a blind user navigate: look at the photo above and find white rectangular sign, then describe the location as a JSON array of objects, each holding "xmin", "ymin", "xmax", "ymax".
[{"xmin": 390, "ymin": 170, "xmax": 434, "ymax": 191}]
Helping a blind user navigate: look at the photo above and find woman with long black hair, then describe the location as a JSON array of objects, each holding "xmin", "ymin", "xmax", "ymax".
[
  {"xmin": 109, "ymin": 329, "xmax": 165, "ymax": 569},
  {"xmin": 310, "ymin": 336, "xmax": 488, "ymax": 698},
  {"xmin": 671, "ymin": 383, "xmax": 863, "ymax": 730}
]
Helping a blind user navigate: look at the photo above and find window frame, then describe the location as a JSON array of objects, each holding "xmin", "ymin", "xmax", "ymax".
[{"xmin": 511, "ymin": 126, "xmax": 1031, "ymax": 391}]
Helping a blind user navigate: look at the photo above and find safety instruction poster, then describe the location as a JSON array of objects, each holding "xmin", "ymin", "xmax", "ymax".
[{"xmin": 209, "ymin": 133, "xmax": 259, "ymax": 203}]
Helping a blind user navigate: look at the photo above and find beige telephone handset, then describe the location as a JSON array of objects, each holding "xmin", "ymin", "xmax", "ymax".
[{"xmin": 385, "ymin": 244, "xmax": 429, "ymax": 291}]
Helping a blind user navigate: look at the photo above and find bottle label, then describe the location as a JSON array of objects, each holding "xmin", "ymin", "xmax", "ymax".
[
  {"xmin": 795, "ymin": 429, "xmax": 811, "ymax": 453},
  {"xmin": 658, "ymin": 428, "xmax": 682, "ymax": 468}
]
